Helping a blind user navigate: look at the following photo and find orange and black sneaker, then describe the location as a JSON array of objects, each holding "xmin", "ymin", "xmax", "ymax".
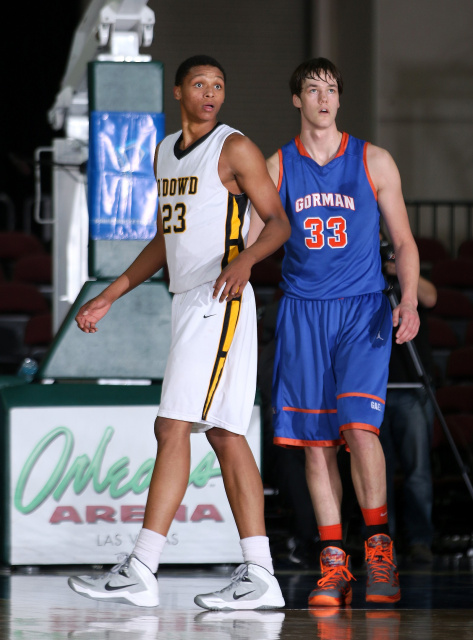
[
  {"xmin": 308, "ymin": 546, "xmax": 355, "ymax": 607},
  {"xmin": 365, "ymin": 534, "xmax": 401, "ymax": 603}
]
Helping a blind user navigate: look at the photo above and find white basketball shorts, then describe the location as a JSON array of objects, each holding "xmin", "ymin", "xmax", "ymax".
[{"xmin": 157, "ymin": 281, "xmax": 257, "ymax": 434}]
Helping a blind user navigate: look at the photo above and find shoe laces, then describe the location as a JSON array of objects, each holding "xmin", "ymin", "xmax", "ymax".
[
  {"xmin": 317, "ymin": 563, "xmax": 355, "ymax": 589},
  {"xmin": 95, "ymin": 554, "xmax": 131, "ymax": 579},
  {"xmin": 366, "ymin": 544, "xmax": 395, "ymax": 583},
  {"xmin": 218, "ymin": 563, "xmax": 250, "ymax": 593}
]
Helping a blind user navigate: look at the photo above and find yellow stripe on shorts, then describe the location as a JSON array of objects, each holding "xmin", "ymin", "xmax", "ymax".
[
  {"xmin": 221, "ymin": 192, "xmax": 247, "ymax": 269},
  {"xmin": 202, "ymin": 296, "xmax": 242, "ymax": 421}
]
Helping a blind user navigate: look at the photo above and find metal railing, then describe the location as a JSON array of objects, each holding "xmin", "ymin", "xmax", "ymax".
[{"xmin": 406, "ymin": 201, "xmax": 473, "ymax": 257}]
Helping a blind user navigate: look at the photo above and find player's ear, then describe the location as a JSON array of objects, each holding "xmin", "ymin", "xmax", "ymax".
[
  {"xmin": 292, "ymin": 94, "xmax": 302, "ymax": 109},
  {"xmin": 173, "ymin": 86, "xmax": 181, "ymax": 101}
]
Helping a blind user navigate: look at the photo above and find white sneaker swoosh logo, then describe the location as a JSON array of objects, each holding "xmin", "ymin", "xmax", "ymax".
[
  {"xmin": 104, "ymin": 581, "xmax": 139, "ymax": 591},
  {"xmin": 233, "ymin": 589, "xmax": 256, "ymax": 600}
]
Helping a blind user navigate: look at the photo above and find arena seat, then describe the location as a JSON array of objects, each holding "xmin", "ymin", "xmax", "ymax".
[
  {"xmin": 0, "ymin": 231, "xmax": 44, "ymax": 261},
  {"xmin": 0, "ymin": 282, "xmax": 49, "ymax": 315},
  {"xmin": 431, "ymin": 258, "xmax": 473, "ymax": 289},
  {"xmin": 445, "ymin": 345, "xmax": 473, "ymax": 382},
  {"xmin": 23, "ymin": 313, "xmax": 53, "ymax": 362},
  {"xmin": 427, "ymin": 316, "xmax": 459, "ymax": 349},
  {"xmin": 0, "ymin": 282, "xmax": 50, "ymax": 368},
  {"xmin": 464, "ymin": 320, "xmax": 473, "ymax": 346},
  {"xmin": 415, "ymin": 236, "xmax": 450, "ymax": 266},
  {"xmin": 458, "ymin": 239, "xmax": 473, "ymax": 260},
  {"xmin": 12, "ymin": 254, "xmax": 52, "ymax": 286},
  {"xmin": 436, "ymin": 385, "xmax": 473, "ymax": 414},
  {"xmin": 24, "ymin": 313, "xmax": 53, "ymax": 345},
  {"xmin": 432, "ymin": 289, "xmax": 473, "ymax": 319},
  {"xmin": 432, "ymin": 414, "xmax": 473, "ymax": 464}
]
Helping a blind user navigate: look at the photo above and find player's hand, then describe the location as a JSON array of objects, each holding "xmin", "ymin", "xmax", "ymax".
[
  {"xmin": 213, "ymin": 253, "xmax": 253, "ymax": 302},
  {"xmin": 392, "ymin": 301, "xmax": 419, "ymax": 344},
  {"xmin": 75, "ymin": 295, "xmax": 112, "ymax": 333}
]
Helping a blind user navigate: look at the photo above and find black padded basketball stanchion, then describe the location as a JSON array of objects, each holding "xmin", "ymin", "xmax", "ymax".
[{"xmin": 386, "ymin": 286, "xmax": 473, "ymax": 504}]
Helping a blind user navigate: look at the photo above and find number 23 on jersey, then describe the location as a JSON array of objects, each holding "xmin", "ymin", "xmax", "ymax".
[{"xmin": 162, "ymin": 203, "xmax": 187, "ymax": 234}]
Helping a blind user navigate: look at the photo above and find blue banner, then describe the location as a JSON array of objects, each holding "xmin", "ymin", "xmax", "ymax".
[{"xmin": 88, "ymin": 111, "xmax": 165, "ymax": 240}]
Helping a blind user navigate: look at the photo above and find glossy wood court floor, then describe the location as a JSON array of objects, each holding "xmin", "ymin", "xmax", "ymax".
[{"xmin": 1, "ymin": 554, "xmax": 472, "ymax": 639}]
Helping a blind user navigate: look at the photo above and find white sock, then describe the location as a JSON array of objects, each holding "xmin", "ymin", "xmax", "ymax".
[
  {"xmin": 132, "ymin": 528, "xmax": 167, "ymax": 574},
  {"xmin": 239, "ymin": 536, "xmax": 274, "ymax": 575}
]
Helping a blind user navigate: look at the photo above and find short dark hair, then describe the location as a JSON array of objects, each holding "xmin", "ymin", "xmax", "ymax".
[
  {"xmin": 289, "ymin": 57, "xmax": 343, "ymax": 97},
  {"xmin": 174, "ymin": 55, "xmax": 226, "ymax": 86}
]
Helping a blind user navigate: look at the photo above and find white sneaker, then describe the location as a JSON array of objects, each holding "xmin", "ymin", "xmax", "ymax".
[
  {"xmin": 68, "ymin": 555, "xmax": 159, "ymax": 607},
  {"xmin": 194, "ymin": 563, "xmax": 285, "ymax": 611}
]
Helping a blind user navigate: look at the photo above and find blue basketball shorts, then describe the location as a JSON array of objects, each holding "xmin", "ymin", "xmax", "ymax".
[{"xmin": 272, "ymin": 292, "xmax": 392, "ymax": 448}]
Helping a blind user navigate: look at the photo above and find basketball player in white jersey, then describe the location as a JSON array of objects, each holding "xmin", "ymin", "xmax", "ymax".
[{"xmin": 68, "ymin": 55, "xmax": 291, "ymax": 610}]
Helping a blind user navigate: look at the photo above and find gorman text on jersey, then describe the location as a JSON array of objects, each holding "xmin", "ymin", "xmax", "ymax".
[{"xmin": 295, "ymin": 192, "xmax": 355, "ymax": 213}]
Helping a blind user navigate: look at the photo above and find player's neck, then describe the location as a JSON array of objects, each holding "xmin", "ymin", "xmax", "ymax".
[
  {"xmin": 179, "ymin": 117, "xmax": 219, "ymax": 150},
  {"xmin": 299, "ymin": 126, "xmax": 343, "ymax": 166}
]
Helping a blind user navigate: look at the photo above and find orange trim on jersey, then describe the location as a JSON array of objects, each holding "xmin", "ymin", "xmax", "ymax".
[
  {"xmin": 274, "ymin": 436, "xmax": 343, "ymax": 448},
  {"xmin": 334, "ymin": 131, "xmax": 349, "ymax": 158},
  {"xmin": 282, "ymin": 406, "xmax": 337, "ymax": 414},
  {"xmin": 363, "ymin": 142, "xmax": 378, "ymax": 201},
  {"xmin": 295, "ymin": 132, "xmax": 349, "ymax": 160},
  {"xmin": 277, "ymin": 149, "xmax": 284, "ymax": 192},
  {"xmin": 295, "ymin": 135, "xmax": 311, "ymax": 158},
  {"xmin": 337, "ymin": 392, "xmax": 385, "ymax": 404},
  {"xmin": 340, "ymin": 422, "xmax": 380, "ymax": 435}
]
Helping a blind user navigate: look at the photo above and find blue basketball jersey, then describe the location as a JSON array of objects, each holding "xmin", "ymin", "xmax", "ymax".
[{"xmin": 278, "ymin": 133, "xmax": 386, "ymax": 300}]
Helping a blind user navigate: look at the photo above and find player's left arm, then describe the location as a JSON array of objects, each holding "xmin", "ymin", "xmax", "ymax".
[
  {"xmin": 213, "ymin": 135, "xmax": 291, "ymax": 302},
  {"xmin": 367, "ymin": 144, "xmax": 420, "ymax": 344}
]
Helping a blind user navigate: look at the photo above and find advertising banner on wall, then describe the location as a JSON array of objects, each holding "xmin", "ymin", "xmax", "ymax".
[{"xmin": 8, "ymin": 404, "xmax": 261, "ymax": 566}]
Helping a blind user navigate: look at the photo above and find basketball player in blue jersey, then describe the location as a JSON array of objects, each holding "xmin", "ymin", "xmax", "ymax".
[
  {"xmin": 68, "ymin": 55, "xmax": 290, "ymax": 610},
  {"xmin": 250, "ymin": 58, "xmax": 420, "ymax": 606}
]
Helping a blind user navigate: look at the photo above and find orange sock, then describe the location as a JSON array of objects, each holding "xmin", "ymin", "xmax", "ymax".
[
  {"xmin": 318, "ymin": 523, "xmax": 343, "ymax": 551},
  {"xmin": 361, "ymin": 505, "xmax": 388, "ymax": 526},
  {"xmin": 361, "ymin": 505, "xmax": 390, "ymax": 538},
  {"xmin": 319, "ymin": 524, "xmax": 343, "ymax": 541}
]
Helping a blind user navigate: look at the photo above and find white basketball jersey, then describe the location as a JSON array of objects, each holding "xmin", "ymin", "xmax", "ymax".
[{"xmin": 156, "ymin": 123, "xmax": 250, "ymax": 293}]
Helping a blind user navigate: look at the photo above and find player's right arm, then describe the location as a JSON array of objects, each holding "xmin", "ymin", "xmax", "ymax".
[
  {"xmin": 76, "ymin": 143, "xmax": 167, "ymax": 333},
  {"xmin": 75, "ymin": 215, "xmax": 167, "ymax": 333}
]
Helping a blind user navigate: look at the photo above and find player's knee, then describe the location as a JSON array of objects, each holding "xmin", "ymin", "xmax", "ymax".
[
  {"xmin": 305, "ymin": 445, "xmax": 337, "ymax": 474},
  {"xmin": 344, "ymin": 428, "xmax": 380, "ymax": 453},
  {"xmin": 206, "ymin": 427, "xmax": 242, "ymax": 453},
  {"xmin": 154, "ymin": 416, "xmax": 191, "ymax": 444}
]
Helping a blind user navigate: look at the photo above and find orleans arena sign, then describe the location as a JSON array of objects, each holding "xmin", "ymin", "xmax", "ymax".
[{"xmin": 6, "ymin": 404, "xmax": 261, "ymax": 565}]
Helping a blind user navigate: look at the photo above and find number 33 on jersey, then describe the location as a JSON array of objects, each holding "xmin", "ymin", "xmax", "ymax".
[{"xmin": 277, "ymin": 132, "xmax": 386, "ymax": 300}]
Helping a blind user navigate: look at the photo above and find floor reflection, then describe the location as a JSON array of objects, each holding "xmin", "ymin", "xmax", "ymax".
[{"xmin": 0, "ymin": 562, "xmax": 472, "ymax": 640}]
